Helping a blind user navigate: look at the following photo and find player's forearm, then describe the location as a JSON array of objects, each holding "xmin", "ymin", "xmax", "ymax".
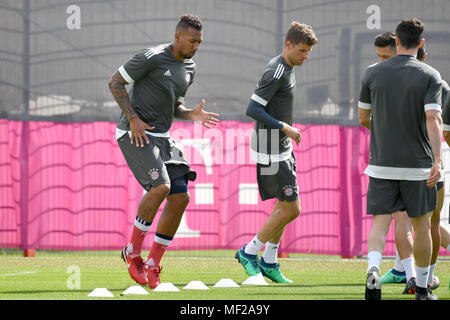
[
  {"xmin": 108, "ymin": 72, "xmax": 138, "ymax": 121},
  {"xmin": 174, "ymin": 103, "xmax": 193, "ymax": 120},
  {"xmin": 246, "ymin": 99, "xmax": 283, "ymax": 129},
  {"xmin": 358, "ymin": 108, "xmax": 371, "ymax": 129},
  {"xmin": 426, "ymin": 114, "xmax": 443, "ymax": 164}
]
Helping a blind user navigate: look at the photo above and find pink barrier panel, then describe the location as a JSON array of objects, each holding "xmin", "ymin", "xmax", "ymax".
[{"xmin": 0, "ymin": 119, "xmax": 448, "ymax": 257}]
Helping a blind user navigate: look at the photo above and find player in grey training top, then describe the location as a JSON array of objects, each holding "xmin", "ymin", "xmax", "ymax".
[
  {"xmin": 359, "ymin": 18, "xmax": 443, "ymax": 301},
  {"xmin": 250, "ymin": 54, "xmax": 296, "ymax": 160},
  {"xmin": 236, "ymin": 22, "xmax": 317, "ymax": 284},
  {"xmin": 369, "ymin": 42, "xmax": 449, "ymax": 295},
  {"xmin": 116, "ymin": 43, "xmax": 196, "ymax": 135},
  {"xmin": 359, "ymin": 55, "xmax": 442, "ymax": 176},
  {"xmin": 108, "ymin": 14, "xmax": 219, "ymax": 289}
]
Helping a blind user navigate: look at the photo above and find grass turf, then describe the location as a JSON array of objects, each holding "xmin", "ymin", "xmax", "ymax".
[{"xmin": 0, "ymin": 253, "xmax": 449, "ymax": 301}]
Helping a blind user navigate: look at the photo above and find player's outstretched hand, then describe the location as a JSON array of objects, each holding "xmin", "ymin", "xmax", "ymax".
[
  {"xmin": 190, "ymin": 99, "xmax": 219, "ymax": 128},
  {"xmin": 129, "ymin": 117, "xmax": 155, "ymax": 148},
  {"xmin": 426, "ymin": 162, "xmax": 441, "ymax": 188}
]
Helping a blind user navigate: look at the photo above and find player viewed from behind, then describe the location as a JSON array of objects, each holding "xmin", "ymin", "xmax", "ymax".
[
  {"xmin": 377, "ymin": 42, "xmax": 450, "ymax": 295},
  {"xmin": 235, "ymin": 22, "xmax": 318, "ymax": 283},
  {"xmin": 108, "ymin": 14, "xmax": 219, "ymax": 289},
  {"xmin": 358, "ymin": 18, "xmax": 443, "ymax": 300}
]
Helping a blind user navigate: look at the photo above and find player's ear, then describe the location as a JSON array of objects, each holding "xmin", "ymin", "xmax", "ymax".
[
  {"xmin": 285, "ymin": 40, "xmax": 291, "ymax": 50},
  {"xmin": 174, "ymin": 31, "xmax": 181, "ymax": 43}
]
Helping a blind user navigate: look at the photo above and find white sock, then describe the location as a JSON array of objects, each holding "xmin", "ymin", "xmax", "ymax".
[
  {"xmin": 262, "ymin": 242, "xmax": 279, "ymax": 264},
  {"xmin": 367, "ymin": 251, "xmax": 382, "ymax": 271},
  {"xmin": 244, "ymin": 235, "xmax": 265, "ymax": 255},
  {"xmin": 393, "ymin": 249, "xmax": 404, "ymax": 272},
  {"xmin": 415, "ymin": 265, "xmax": 430, "ymax": 289},
  {"xmin": 401, "ymin": 258, "xmax": 415, "ymax": 281},
  {"xmin": 427, "ymin": 263, "xmax": 436, "ymax": 284}
]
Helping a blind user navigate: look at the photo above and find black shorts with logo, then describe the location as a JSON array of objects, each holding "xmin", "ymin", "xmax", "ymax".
[
  {"xmin": 366, "ymin": 177, "xmax": 436, "ymax": 218},
  {"xmin": 118, "ymin": 132, "xmax": 196, "ymax": 191},
  {"xmin": 256, "ymin": 153, "xmax": 298, "ymax": 202}
]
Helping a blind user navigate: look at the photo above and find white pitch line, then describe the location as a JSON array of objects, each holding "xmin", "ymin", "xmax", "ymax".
[{"xmin": 0, "ymin": 271, "xmax": 36, "ymax": 277}]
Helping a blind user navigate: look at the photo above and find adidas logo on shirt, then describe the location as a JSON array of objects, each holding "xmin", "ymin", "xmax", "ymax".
[{"xmin": 164, "ymin": 69, "xmax": 171, "ymax": 77}]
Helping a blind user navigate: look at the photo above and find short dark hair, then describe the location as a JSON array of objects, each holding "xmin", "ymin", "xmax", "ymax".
[
  {"xmin": 417, "ymin": 45, "xmax": 426, "ymax": 61},
  {"xmin": 285, "ymin": 22, "xmax": 318, "ymax": 46},
  {"xmin": 374, "ymin": 32, "xmax": 396, "ymax": 48},
  {"xmin": 395, "ymin": 18, "xmax": 424, "ymax": 49},
  {"xmin": 176, "ymin": 14, "xmax": 202, "ymax": 32}
]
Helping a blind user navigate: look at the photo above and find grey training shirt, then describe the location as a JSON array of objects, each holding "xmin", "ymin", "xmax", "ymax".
[
  {"xmin": 117, "ymin": 43, "xmax": 195, "ymax": 134},
  {"xmin": 358, "ymin": 55, "xmax": 442, "ymax": 180},
  {"xmin": 250, "ymin": 54, "xmax": 296, "ymax": 164}
]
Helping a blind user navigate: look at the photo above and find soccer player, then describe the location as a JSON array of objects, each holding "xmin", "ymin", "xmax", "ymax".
[
  {"xmin": 235, "ymin": 22, "xmax": 318, "ymax": 283},
  {"xmin": 373, "ymin": 43, "xmax": 450, "ymax": 294},
  {"xmin": 358, "ymin": 18, "xmax": 443, "ymax": 300},
  {"xmin": 108, "ymin": 14, "xmax": 219, "ymax": 289},
  {"xmin": 374, "ymin": 32, "xmax": 396, "ymax": 61},
  {"xmin": 371, "ymin": 32, "xmax": 416, "ymax": 288}
]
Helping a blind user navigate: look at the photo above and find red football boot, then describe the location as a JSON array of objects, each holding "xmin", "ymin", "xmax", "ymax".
[
  {"xmin": 121, "ymin": 246, "xmax": 147, "ymax": 285},
  {"xmin": 146, "ymin": 264, "xmax": 162, "ymax": 289}
]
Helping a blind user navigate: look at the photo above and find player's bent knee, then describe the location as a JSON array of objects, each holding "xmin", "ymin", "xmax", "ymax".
[
  {"xmin": 283, "ymin": 200, "xmax": 301, "ymax": 221},
  {"xmin": 291, "ymin": 206, "xmax": 301, "ymax": 220},
  {"xmin": 152, "ymin": 183, "xmax": 171, "ymax": 198},
  {"xmin": 171, "ymin": 192, "xmax": 190, "ymax": 206}
]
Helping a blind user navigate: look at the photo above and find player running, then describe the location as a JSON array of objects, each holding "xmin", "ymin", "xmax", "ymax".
[
  {"xmin": 236, "ymin": 22, "xmax": 317, "ymax": 283},
  {"xmin": 108, "ymin": 14, "xmax": 219, "ymax": 289}
]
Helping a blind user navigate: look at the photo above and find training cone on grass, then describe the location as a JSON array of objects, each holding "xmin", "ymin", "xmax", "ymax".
[
  {"xmin": 88, "ymin": 288, "xmax": 114, "ymax": 297},
  {"xmin": 183, "ymin": 280, "xmax": 209, "ymax": 290},
  {"xmin": 153, "ymin": 282, "xmax": 180, "ymax": 292},
  {"xmin": 121, "ymin": 286, "xmax": 149, "ymax": 295},
  {"xmin": 242, "ymin": 273, "xmax": 269, "ymax": 286},
  {"xmin": 213, "ymin": 278, "xmax": 240, "ymax": 288}
]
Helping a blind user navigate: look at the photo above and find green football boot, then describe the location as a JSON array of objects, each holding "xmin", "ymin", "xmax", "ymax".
[
  {"xmin": 235, "ymin": 244, "xmax": 261, "ymax": 276},
  {"xmin": 258, "ymin": 257, "xmax": 293, "ymax": 283},
  {"xmin": 380, "ymin": 268, "xmax": 406, "ymax": 284}
]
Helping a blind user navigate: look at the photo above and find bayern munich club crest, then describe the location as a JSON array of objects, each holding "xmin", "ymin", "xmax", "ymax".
[
  {"xmin": 149, "ymin": 168, "xmax": 159, "ymax": 181},
  {"xmin": 283, "ymin": 185, "xmax": 295, "ymax": 197}
]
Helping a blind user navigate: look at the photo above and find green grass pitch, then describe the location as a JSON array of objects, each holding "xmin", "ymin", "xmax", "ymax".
[{"xmin": 0, "ymin": 253, "xmax": 449, "ymax": 300}]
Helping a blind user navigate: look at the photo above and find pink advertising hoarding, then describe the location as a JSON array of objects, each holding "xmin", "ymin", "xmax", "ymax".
[{"xmin": 0, "ymin": 119, "xmax": 448, "ymax": 257}]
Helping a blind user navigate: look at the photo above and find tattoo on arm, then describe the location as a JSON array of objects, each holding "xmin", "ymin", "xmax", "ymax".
[{"xmin": 108, "ymin": 71, "xmax": 138, "ymax": 120}]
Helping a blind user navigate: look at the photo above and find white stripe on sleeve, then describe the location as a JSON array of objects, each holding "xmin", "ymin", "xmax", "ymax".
[
  {"xmin": 274, "ymin": 64, "xmax": 285, "ymax": 79},
  {"xmin": 251, "ymin": 93, "xmax": 268, "ymax": 106},
  {"xmin": 358, "ymin": 101, "xmax": 372, "ymax": 110},
  {"xmin": 273, "ymin": 64, "xmax": 282, "ymax": 79},
  {"xmin": 424, "ymin": 103, "xmax": 442, "ymax": 112},
  {"xmin": 118, "ymin": 65, "xmax": 134, "ymax": 84}
]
